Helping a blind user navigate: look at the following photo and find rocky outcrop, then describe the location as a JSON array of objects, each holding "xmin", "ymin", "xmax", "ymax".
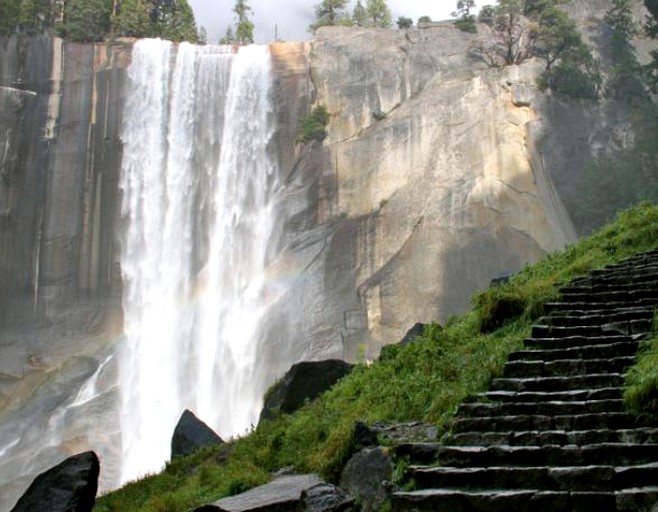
[
  {"xmin": 260, "ymin": 360, "xmax": 354, "ymax": 422},
  {"xmin": 171, "ymin": 409, "xmax": 224, "ymax": 459},
  {"xmin": 300, "ymin": 483, "xmax": 354, "ymax": 512},
  {"xmin": 339, "ymin": 447, "xmax": 393, "ymax": 512},
  {"xmin": 10, "ymin": 451, "xmax": 99, "ymax": 512}
]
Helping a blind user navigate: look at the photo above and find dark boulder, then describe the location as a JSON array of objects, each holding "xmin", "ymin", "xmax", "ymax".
[
  {"xmin": 398, "ymin": 323, "xmax": 427, "ymax": 345},
  {"xmin": 339, "ymin": 447, "xmax": 393, "ymax": 512},
  {"xmin": 260, "ymin": 360, "xmax": 353, "ymax": 422},
  {"xmin": 171, "ymin": 409, "xmax": 224, "ymax": 459},
  {"xmin": 10, "ymin": 451, "xmax": 99, "ymax": 512},
  {"xmin": 353, "ymin": 421, "xmax": 378, "ymax": 449},
  {"xmin": 300, "ymin": 483, "xmax": 354, "ymax": 512}
]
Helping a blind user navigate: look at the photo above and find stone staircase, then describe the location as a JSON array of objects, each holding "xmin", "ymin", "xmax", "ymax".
[{"xmin": 392, "ymin": 250, "xmax": 658, "ymax": 512}]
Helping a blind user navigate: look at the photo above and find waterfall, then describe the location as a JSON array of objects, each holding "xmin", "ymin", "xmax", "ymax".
[{"xmin": 118, "ymin": 39, "xmax": 281, "ymax": 483}]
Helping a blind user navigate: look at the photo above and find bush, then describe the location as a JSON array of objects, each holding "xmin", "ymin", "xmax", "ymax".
[{"xmin": 296, "ymin": 106, "xmax": 330, "ymax": 144}]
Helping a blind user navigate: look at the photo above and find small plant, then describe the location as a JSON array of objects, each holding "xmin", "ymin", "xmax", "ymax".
[
  {"xmin": 296, "ymin": 105, "xmax": 330, "ymax": 144},
  {"xmin": 624, "ymin": 309, "xmax": 658, "ymax": 418}
]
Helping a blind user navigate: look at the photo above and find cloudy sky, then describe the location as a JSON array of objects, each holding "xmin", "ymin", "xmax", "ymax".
[{"xmin": 188, "ymin": 0, "xmax": 464, "ymax": 44}]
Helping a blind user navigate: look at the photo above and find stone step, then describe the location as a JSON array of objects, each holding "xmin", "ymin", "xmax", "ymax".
[
  {"xmin": 446, "ymin": 428, "xmax": 658, "ymax": 447},
  {"xmin": 435, "ymin": 444, "xmax": 658, "ymax": 468},
  {"xmin": 480, "ymin": 387, "xmax": 622, "ymax": 403},
  {"xmin": 559, "ymin": 290, "xmax": 658, "ymax": 306},
  {"xmin": 540, "ymin": 310, "xmax": 653, "ymax": 327},
  {"xmin": 545, "ymin": 300, "xmax": 658, "ymax": 313},
  {"xmin": 456, "ymin": 399, "xmax": 624, "ymax": 418},
  {"xmin": 509, "ymin": 342, "xmax": 639, "ymax": 363},
  {"xmin": 490, "ymin": 373, "xmax": 624, "ymax": 392},
  {"xmin": 523, "ymin": 335, "xmax": 634, "ymax": 351},
  {"xmin": 392, "ymin": 487, "xmax": 658, "ymax": 512},
  {"xmin": 502, "ymin": 357, "xmax": 634, "ymax": 378},
  {"xmin": 451, "ymin": 412, "xmax": 641, "ymax": 434},
  {"xmin": 560, "ymin": 280, "xmax": 658, "ymax": 295},
  {"xmin": 531, "ymin": 320, "xmax": 652, "ymax": 338},
  {"xmin": 408, "ymin": 462, "xmax": 658, "ymax": 492}
]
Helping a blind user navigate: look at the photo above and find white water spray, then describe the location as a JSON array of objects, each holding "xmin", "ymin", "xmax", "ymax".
[{"xmin": 118, "ymin": 40, "xmax": 281, "ymax": 483}]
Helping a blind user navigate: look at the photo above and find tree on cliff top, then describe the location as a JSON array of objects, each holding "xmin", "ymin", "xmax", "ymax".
[
  {"xmin": 366, "ymin": 0, "xmax": 392, "ymax": 28},
  {"xmin": 453, "ymin": 0, "xmax": 477, "ymax": 33},
  {"xmin": 310, "ymin": 0, "xmax": 351, "ymax": 31},
  {"xmin": 233, "ymin": 0, "xmax": 254, "ymax": 44},
  {"xmin": 475, "ymin": 0, "xmax": 600, "ymax": 98},
  {"xmin": 58, "ymin": 0, "xmax": 110, "ymax": 41},
  {"xmin": 0, "ymin": 0, "xmax": 53, "ymax": 35}
]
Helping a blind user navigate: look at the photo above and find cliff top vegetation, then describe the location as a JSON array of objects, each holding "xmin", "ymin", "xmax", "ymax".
[{"xmin": 95, "ymin": 203, "xmax": 658, "ymax": 511}]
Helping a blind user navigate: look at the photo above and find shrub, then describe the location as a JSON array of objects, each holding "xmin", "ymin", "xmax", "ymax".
[{"xmin": 296, "ymin": 106, "xmax": 330, "ymax": 144}]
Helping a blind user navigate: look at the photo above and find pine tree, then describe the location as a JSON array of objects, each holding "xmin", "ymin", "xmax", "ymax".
[
  {"xmin": 352, "ymin": 0, "xmax": 367, "ymax": 27},
  {"xmin": 111, "ymin": 0, "xmax": 150, "ymax": 37},
  {"xmin": 58, "ymin": 0, "xmax": 110, "ymax": 41},
  {"xmin": 219, "ymin": 25, "xmax": 235, "ymax": 44},
  {"xmin": 233, "ymin": 0, "xmax": 254, "ymax": 44},
  {"xmin": 366, "ymin": 0, "xmax": 391, "ymax": 28},
  {"xmin": 310, "ymin": 0, "xmax": 349, "ymax": 31}
]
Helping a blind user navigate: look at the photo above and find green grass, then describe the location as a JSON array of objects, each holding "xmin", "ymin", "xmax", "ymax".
[
  {"xmin": 624, "ymin": 310, "xmax": 658, "ymax": 418},
  {"xmin": 95, "ymin": 203, "xmax": 658, "ymax": 512}
]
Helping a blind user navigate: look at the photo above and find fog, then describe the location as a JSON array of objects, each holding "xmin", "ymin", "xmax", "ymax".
[{"xmin": 188, "ymin": 0, "xmax": 463, "ymax": 43}]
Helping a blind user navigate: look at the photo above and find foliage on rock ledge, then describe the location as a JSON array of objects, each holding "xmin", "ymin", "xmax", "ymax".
[{"xmin": 95, "ymin": 203, "xmax": 658, "ymax": 512}]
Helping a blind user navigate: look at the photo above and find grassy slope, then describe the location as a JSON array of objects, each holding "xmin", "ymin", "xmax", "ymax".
[{"xmin": 95, "ymin": 203, "xmax": 658, "ymax": 512}]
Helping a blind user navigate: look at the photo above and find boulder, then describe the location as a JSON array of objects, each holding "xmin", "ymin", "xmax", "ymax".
[
  {"xmin": 10, "ymin": 451, "xmax": 99, "ymax": 512},
  {"xmin": 352, "ymin": 421, "xmax": 378, "ymax": 449},
  {"xmin": 171, "ymin": 409, "xmax": 224, "ymax": 459},
  {"xmin": 339, "ymin": 447, "xmax": 393, "ymax": 512},
  {"xmin": 300, "ymin": 483, "xmax": 354, "ymax": 512},
  {"xmin": 260, "ymin": 360, "xmax": 353, "ymax": 422},
  {"xmin": 194, "ymin": 474, "xmax": 323, "ymax": 511},
  {"xmin": 397, "ymin": 323, "xmax": 427, "ymax": 345}
]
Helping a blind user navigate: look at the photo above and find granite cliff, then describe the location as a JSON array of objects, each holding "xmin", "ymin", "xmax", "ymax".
[{"xmin": 0, "ymin": 0, "xmax": 656, "ymax": 506}]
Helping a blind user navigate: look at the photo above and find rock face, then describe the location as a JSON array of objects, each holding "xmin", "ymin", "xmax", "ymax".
[
  {"xmin": 300, "ymin": 25, "xmax": 577, "ymax": 359},
  {"xmin": 260, "ymin": 360, "xmax": 354, "ymax": 422},
  {"xmin": 171, "ymin": 409, "xmax": 224, "ymax": 459},
  {"xmin": 0, "ymin": 36, "xmax": 127, "ymax": 510},
  {"xmin": 10, "ymin": 451, "xmax": 99, "ymax": 512}
]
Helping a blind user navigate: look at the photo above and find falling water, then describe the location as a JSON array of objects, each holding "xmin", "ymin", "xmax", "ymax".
[{"xmin": 118, "ymin": 39, "xmax": 281, "ymax": 483}]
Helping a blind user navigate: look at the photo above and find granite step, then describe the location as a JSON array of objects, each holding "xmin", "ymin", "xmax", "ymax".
[
  {"xmin": 434, "ymin": 444, "xmax": 658, "ymax": 468},
  {"xmin": 490, "ymin": 373, "xmax": 624, "ymax": 392},
  {"xmin": 450, "ymin": 412, "xmax": 643, "ymax": 434},
  {"xmin": 540, "ymin": 310, "xmax": 653, "ymax": 327},
  {"xmin": 456, "ymin": 399, "xmax": 624, "ymax": 418},
  {"xmin": 559, "ymin": 280, "xmax": 658, "ymax": 295},
  {"xmin": 558, "ymin": 290, "xmax": 658, "ymax": 306},
  {"xmin": 531, "ymin": 320, "xmax": 652, "ymax": 338},
  {"xmin": 408, "ymin": 462, "xmax": 658, "ymax": 492},
  {"xmin": 502, "ymin": 357, "xmax": 635, "ymax": 378},
  {"xmin": 392, "ymin": 487, "xmax": 658, "ymax": 512},
  {"xmin": 523, "ymin": 334, "xmax": 635, "ymax": 351},
  {"xmin": 508, "ymin": 341, "xmax": 639, "ymax": 362},
  {"xmin": 446, "ymin": 428, "xmax": 658, "ymax": 447},
  {"xmin": 480, "ymin": 387, "xmax": 623, "ymax": 403},
  {"xmin": 545, "ymin": 300, "xmax": 658, "ymax": 313}
]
